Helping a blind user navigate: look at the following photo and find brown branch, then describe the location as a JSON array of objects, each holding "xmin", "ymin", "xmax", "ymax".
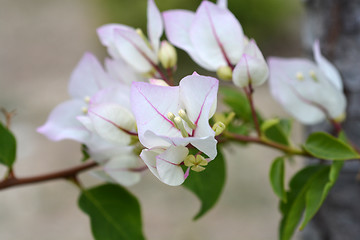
[
  {"xmin": 223, "ymin": 132, "xmax": 309, "ymax": 156},
  {"xmin": 0, "ymin": 160, "xmax": 98, "ymax": 191},
  {"xmin": 243, "ymin": 85, "xmax": 261, "ymax": 137}
]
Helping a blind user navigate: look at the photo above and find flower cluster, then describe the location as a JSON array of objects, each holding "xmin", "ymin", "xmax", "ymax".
[{"xmin": 38, "ymin": 0, "xmax": 346, "ymax": 187}]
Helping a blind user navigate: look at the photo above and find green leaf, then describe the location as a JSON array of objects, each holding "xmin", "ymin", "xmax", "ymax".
[
  {"xmin": 81, "ymin": 144, "xmax": 90, "ymax": 162},
  {"xmin": 279, "ymin": 162, "xmax": 342, "ymax": 240},
  {"xmin": 304, "ymin": 132, "xmax": 360, "ymax": 160},
  {"xmin": 261, "ymin": 119, "xmax": 291, "ymax": 146},
  {"xmin": 0, "ymin": 121, "xmax": 16, "ymax": 168},
  {"xmin": 269, "ymin": 157, "xmax": 286, "ymax": 202},
  {"xmin": 78, "ymin": 184, "xmax": 145, "ymax": 240},
  {"xmin": 220, "ymin": 87, "xmax": 263, "ymax": 124},
  {"xmin": 299, "ymin": 161, "xmax": 343, "ymax": 229},
  {"xmin": 279, "ymin": 165, "xmax": 326, "ymax": 240},
  {"xmin": 183, "ymin": 149, "xmax": 226, "ymax": 220}
]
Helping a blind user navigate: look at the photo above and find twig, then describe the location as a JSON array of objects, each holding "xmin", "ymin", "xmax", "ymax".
[{"xmin": 0, "ymin": 160, "xmax": 98, "ymax": 190}]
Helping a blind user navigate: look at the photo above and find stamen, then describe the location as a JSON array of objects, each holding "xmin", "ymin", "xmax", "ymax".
[
  {"xmin": 136, "ymin": 28, "xmax": 152, "ymax": 49},
  {"xmin": 167, "ymin": 112, "xmax": 175, "ymax": 122},
  {"xmin": 309, "ymin": 70, "xmax": 319, "ymax": 82},
  {"xmin": 81, "ymin": 107, "xmax": 88, "ymax": 114},
  {"xmin": 178, "ymin": 109, "xmax": 196, "ymax": 129},
  {"xmin": 296, "ymin": 72, "xmax": 304, "ymax": 81},
  {"xmin": 174, "ymin": 116, "xmax": 189, "ymax": 138},
  {"xmin": 84, "ymin": 96, "xmax": 90, "ymax": 103}
]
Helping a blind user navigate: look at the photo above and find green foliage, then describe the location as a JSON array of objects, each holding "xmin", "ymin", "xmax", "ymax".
[
  {"xmin": 261, "ymin": 119, "xmax": 292, "ymax": 146},
  {"xmin": 299, "ymin": 161, "xmax": 344, "ymax": 230},
  {"xmin": 81, "ymin": 144, "xmax": 90, "ymax": 162},
  {"xmin": 220, "ymin": 87, "xmax": 263, "ymax": 125},
  {"xmin": 0, "ymin": 121, "xmax": 16, "ymax": 168},
  {"xmin": 183, "ymin": 148, "xmax": 226, "ymax": 220},
  {"xmin": 279, "ymin": 162, "xmax": 343, "ymax": 240},
  {"xmin": 269, "ymin": 157, "xmax": 286, "ymax": 202},
  {"xmin": 78, "ymin": 184, "xmax": 145, "ymax": 240},
  {"xmin": 304, "ymin": 132, "xmax": 360, "ymax": 160}
]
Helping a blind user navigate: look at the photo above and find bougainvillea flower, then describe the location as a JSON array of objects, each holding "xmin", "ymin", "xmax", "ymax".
[
  {"xmin": 163, "ymin": 0, "xmax": 244, "ymax": 71},
  {"xmin": 75, "ymin": 84, "xmax": 137, "ymax": 146},
  {"xmin": 37, "ymin": 52, "xmax": 116, "ymax": 142},
  {"xmin": 85, "ymin": 135, "xmax": 142, "ymax": 186},
  {"xmin": 105, "ymin": 58, "xmax": 144, "ymax": 85},
  {"xmin": 131, "ymin": 74, "xmax": 219, "ymax": 159},
  {"xmin": 268, "ymin": 41, "xmax": 346, "ymax": 125},
  {"xmin": 97, "ymin": 0, "xmax": 163, "ymax": 73},
  {"xmin": 140, "ymin": 146, "xmax": 189, "ymax": 186},
  {"xmin": 232, "ymin": 39, "xmax": 269, "ymax": 87}
]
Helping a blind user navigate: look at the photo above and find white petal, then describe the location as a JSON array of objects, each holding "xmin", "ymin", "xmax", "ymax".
[
  {"xmin": 313, "ymin": 40, "xmax": 343, "ymax": 91},
  {"xmin": 179, "ymin": 74, "xmax": 218, "ymax": 139},
  {"xmin": 68, "ymin": 52, "xmax": 114, "ymax": 99},
  {"xmin": 131, "ymin": 82, "xmax": 182, "ymax": 149},
  {"xmin": 114, "ymin": 28, "xmax": 157, "ymax": 73},
  {"xmin": 88, "ymin": 103, "xmax": 136, "ymax": 145},
  {"xmin": 147, "ymin": 0, "xmax": 163, "ymax": 53},
  {"xmin": 217, "ymin": 0, "xmax": 228, "ymax": 9},
  {"xmin": 268, "ymin": 57, "xmax": 346, "ymax": 124},
  {"xmin": 37, "ymin": 99, "xmax": 90, "ymax": 142},
  {"xmin": 233, "ymin": 54, "xmax": 269, "ymax": 87},
  {"xmin": 156, "ymin": 146, "xmax": 188, "ymax": 186},
  {"xmin": 140, "ymin": 148, "xmax": 163, "ymax": 180},
  {"xmin": 104, "ymin": 154, "xmax": 142, "ymax": 186},
  {"xmin": 90, "ymin": 85, "xmax": 131, "ymax": 111},
  {"xmin": 190, "ymin": 1, "xmax": 244, "ymax": 69},
  {"xmin": 77, "ymin": 115, "xmax": 94, "ymax": 132},
  {"xmin": 105, "ymin": 58, "xmax": 145, "ymax": 85},
  {"xmin": 163, "ymin": 10, "xmax": 213, "ymax": 70}
]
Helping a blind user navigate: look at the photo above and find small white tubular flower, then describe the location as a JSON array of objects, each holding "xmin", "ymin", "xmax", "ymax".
[
  {"xmin": 163, "ymin": 1, "xmax": 244, "ymax": 71},
  {"xmin": 140, "ymin": 146, "xmax": 189, "ymax": 186},
  {"xmin": 232, "ymin": 39, "xmax": 269, "ymax": 87},
  {"xmin": 131, "ymin": 73, "xmax": 219, "ymax": 160},
  {"xmin": 97, "ymin": 0, "xmax": 163, "ymax": 73},
  {"xmin": 268, "ymin": 43, "xmax": 346, "ymax": 125}
]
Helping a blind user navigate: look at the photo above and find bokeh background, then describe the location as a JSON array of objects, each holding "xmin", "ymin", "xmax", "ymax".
[{"xmin": 0, "ymin": 0, "xmax": 306, "ymax": 239}]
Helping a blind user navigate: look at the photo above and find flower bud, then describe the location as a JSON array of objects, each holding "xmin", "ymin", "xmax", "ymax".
[
  {"xmin": 212, "ymin": 121, "xmax": 226, "ymax": 136},
  {"xmin": 216, "ymin": 65, "xmax": 233, "ymax": 81},
  {"xmin": 158, "ymin": 40, "xmax": 177, "ymax": 69},
  {"xmin": 232, "ymin": 39, "xmax": 269, "ymax": 87}
]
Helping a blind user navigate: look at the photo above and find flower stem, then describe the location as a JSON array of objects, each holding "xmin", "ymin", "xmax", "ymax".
[
  {"xmin": 243, "ymin": 84, "xmax": 261, "ymax": 137},
  {"xmin": 223, "ymin": 131, "xmax": 308, "ymax": 156},
  {"xmin": 0, "ymin": 160, "xmax": 98, "ymax": 190}
]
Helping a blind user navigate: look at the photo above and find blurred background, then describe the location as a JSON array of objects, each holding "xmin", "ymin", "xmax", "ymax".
[{"xmin": 0, "ymin": 0, "xmax": 305, "ymax": 239}]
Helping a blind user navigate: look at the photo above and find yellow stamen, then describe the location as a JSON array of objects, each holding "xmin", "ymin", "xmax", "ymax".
[
  {"xmin": 296, "ymin": 72, "xmax": 304, "ymax": 81},
  {"xmin": 81, "ymin": 107, "xmax": 88, "ymax": 114},
  {"xmin": 309, "ymin": 70, "xmax": 319, "ymax": 82},
  {"xmin": 178, "ymin": 109, "xmax": 196, "ymax": 129},
  {"xmin": 174, "ymin": 117, "xmax": 189, "ymax": 137},
  {"xmin": 84, "ymin": 96, "xmax": 90, "ymax": 103},
  {"xmin": 136, "ymin": 28, "xmax": 152, "ymax": 49},
  {"xmin": 167, "ymin": 112, "xmax": 175, "ymax": 122}
]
